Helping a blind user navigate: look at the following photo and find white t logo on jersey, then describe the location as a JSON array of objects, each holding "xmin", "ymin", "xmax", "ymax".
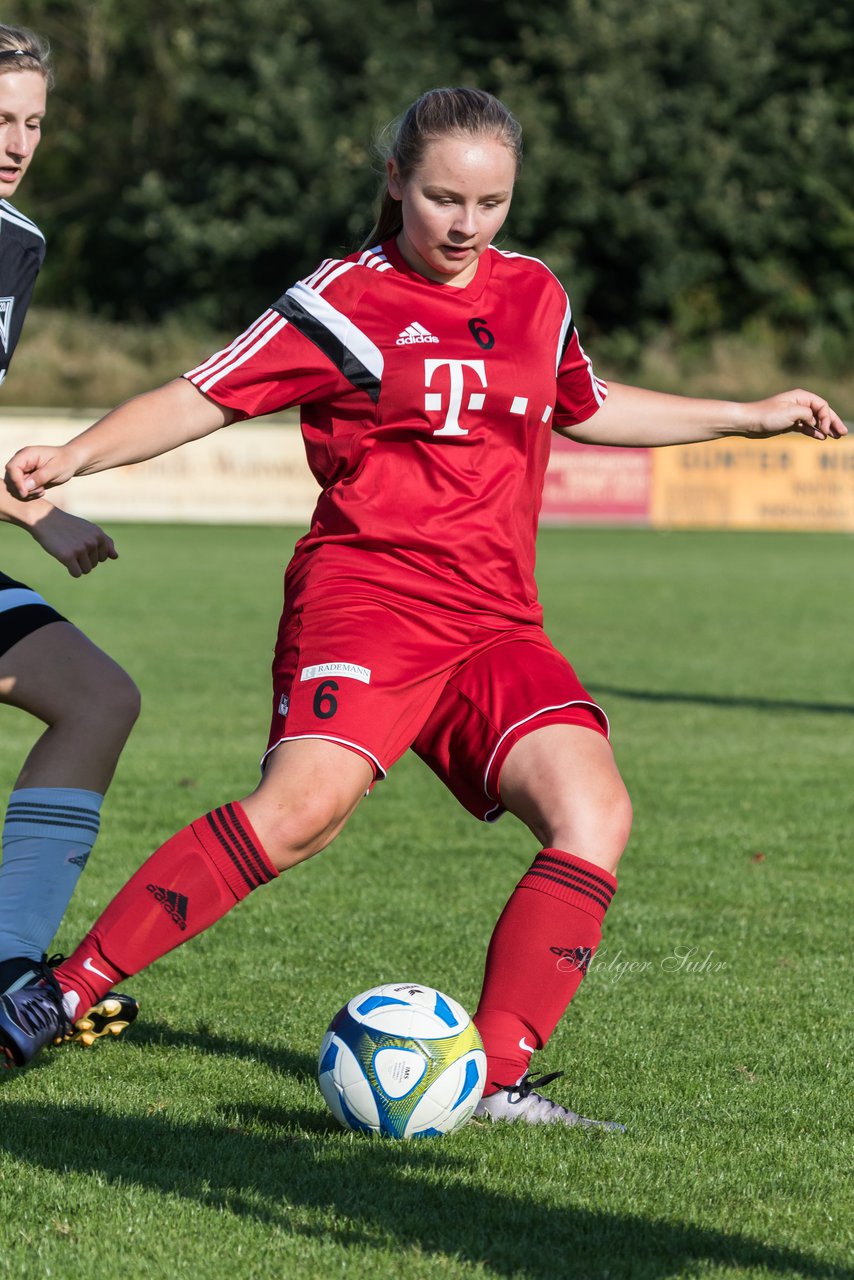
[{"xmin": 423, "ymin": 358, "xmax": 487, "ymax": 437}]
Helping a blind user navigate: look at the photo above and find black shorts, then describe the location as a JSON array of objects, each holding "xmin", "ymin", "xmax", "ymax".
[{"xmin": 0, "ymin": 572, "xmax": 66, "ymax": 660}]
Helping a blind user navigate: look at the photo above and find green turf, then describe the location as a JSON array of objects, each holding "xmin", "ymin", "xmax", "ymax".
[{"xmin": 0, "ymin": 525, "xmax": 851, "ymax": 1280}]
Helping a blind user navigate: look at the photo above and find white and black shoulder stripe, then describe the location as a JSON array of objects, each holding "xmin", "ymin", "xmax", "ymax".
[
  {"xmin": 187, "ymin": 253, "xmax": 389, "ymax": 402},
  {"xmin": 0, "ymin": 199, "xmax": 45, "ymax": 244},
  {"xmin": 270, "ymin": 256, "xmax": 387, "ymax": 403}
]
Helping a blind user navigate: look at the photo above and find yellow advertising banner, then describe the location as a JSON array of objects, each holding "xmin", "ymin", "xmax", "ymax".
[{"xmin": 650, "ymin": 434, "xmax": 854, "ymax": 532}]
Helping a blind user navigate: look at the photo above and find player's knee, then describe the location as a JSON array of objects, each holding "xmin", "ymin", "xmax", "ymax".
[
  {"xmin": 100, "ymin": 664, "xmax": 141, "ymax": 732},
  {"xmin": 536, "ymin": 776, "xmax": 632, "ymax": 870},
  {"xmin": 58, "ymin": 642, "xmax": 139, "ymax": 720},
  {"xmin": 262, "ymin": 789, "xmax": 356, "ymax": 867},
  {"xmin": 604, "ymin": 784, "xmax": 633, "ymax": 862},
  {"xmin": 588, "ymin": 777, "xmax": 632, "ymax": 861},
  {"xmin": 79, "ymin": 660, "xmax": 140, "ymax": 736}
]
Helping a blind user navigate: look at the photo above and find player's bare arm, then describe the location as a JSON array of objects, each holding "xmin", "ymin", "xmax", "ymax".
[
  {"xmin": 27, "ymin": 507, "xmax": 118, "ymax": 578},
  {"xmin": 561, "ymin": 382, "xmax": 847, "ymax": 448},
  {"xmin": 5, "ymin": 377, "xmax": 235, "ymax": 499},
  {"xmin": 0, "ymin": 483, "xmax": 117, "ymax": 578}
]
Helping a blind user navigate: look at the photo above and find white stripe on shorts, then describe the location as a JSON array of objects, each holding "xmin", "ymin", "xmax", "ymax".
[
  {"xmin": 260, "ymin": 733, "xmax": 387, "ymax": 780},
  {"xmin": 483, "ymin": 698, "xmax": 611, "ymax": 804},
  {"xmin": 0, "ymin": 587, "xmax": 49, "ymax": 613}
]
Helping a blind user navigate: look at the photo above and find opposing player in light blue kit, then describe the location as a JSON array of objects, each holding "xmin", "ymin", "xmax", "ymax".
[{"xmin": 0, "ymin": 24, "xmax": 139, "ymax": 1064}]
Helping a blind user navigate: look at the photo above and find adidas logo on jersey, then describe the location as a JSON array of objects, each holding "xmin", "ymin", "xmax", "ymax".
[{"xmin": 396, "ymin": 321, "xmax": 439, "ymax": 345}]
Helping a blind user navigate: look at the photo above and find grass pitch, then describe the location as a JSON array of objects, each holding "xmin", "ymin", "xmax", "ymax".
[{"xmin": 0, "ymin": 524, "xmax": 851, "ymax": 1280}]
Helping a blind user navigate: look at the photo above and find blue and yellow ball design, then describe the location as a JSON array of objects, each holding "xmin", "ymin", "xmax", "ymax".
[{"xmin": 318, "ymin": 983, "xmax": 486, "ymax": 1138}]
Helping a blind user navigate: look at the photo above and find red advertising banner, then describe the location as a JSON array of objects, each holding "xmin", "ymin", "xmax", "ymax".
[{"xmin": 542, "ymin": 436, "xmax": 652, "ymax": 524}]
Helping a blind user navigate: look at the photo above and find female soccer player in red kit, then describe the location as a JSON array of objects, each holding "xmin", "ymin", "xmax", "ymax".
[{"xmin": 4, "ymin": 89, "xmax": 845, "ymax": 1124}]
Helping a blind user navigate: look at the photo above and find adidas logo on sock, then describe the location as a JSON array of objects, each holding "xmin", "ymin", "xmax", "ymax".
[
  {"xmin": 550, "ymin": 945, "xmax": 593, "ymax": 975},
  {"xmin": 67, "ymin": 852, "xmax": 90, "ymax": 868},
  {"xmin": 396, "ymin": 321, "xmax": 439, "ymax": 345},
  {"xmin": 146, "ymin": 883, "xmax": 189, "ymax": 931}
]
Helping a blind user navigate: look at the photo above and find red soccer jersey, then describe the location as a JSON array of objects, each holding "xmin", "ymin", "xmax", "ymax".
[{"xmin": 185, "ymin": 239, "xmax": 606, "ymax": 624}]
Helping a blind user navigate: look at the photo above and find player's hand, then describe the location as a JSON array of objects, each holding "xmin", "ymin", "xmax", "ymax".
[
  {"xmin": 29, "ymin": 506, "xmax": 118, "ymax": 578},
  {"xmin": 743, "ymin": 390, "xmax": 847, "ymax": 441},
  {"xmin": 5, "ymin": 443, "xmax": 80, "ymax": 499}
]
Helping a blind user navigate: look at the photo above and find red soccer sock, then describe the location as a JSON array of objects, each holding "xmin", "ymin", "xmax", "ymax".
[
  {"xmin": 473, "ymin": 848, "xmax": 617, "ymax": 1094},
  {"xmin": 55, "ymin": 802, "xmax": 277, "ymax": 1015}
]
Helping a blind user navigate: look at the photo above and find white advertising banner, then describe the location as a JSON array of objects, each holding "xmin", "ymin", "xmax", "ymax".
[{"xmin": 0, "ymin": 412, "xmax": 320, "ymax": 526}]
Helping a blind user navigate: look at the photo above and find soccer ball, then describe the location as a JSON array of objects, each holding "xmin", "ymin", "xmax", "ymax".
[{"xmin": 317, "ymin": 982, "xmax": 486, "ymax": 1138}]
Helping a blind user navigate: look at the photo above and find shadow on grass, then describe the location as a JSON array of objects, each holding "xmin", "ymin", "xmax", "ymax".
[
  {"xmin": 126, "ymin": 1018, "xmax": 318, "ymax": 1081},
  {"xmin": 591, "ymin": 683, "xmax": 854, "ymax": 716},
  {"xmin": 0, "ymin": 1099, "xmax": 849, "ymax": 1280}
]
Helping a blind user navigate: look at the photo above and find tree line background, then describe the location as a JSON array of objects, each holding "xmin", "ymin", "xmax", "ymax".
[{"xmin": 9, "ymin": 0, "xmax": 854, "ymax": 389}]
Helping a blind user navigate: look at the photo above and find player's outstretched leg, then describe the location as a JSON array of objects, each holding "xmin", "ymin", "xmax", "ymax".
[
  {"xmin": 472, "ymin": 725, "xmax": 632, "ymax": 1129},
  {"xmin": 0, "ymin": 801, "xmax": 274, "ymax": 1069},
  {"xmin": 52, "ymin": 801, "xmax": 279, "ymax": 1035},
  {"xmin": 0, "ymin": 742, "xmax": 373, "ymax": 1069}
]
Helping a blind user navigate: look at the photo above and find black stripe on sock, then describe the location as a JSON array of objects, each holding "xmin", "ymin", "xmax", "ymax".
[
  {"xmin": 3, "ymin": 814, "xmax": 101, "ymax": 835},
  {"xmin": 210, "ymin": 807, "xmax": 261, "ymax": 888},
  {"xmin": 6, "ymin": 802, "xmax": 100, "ymax": 818},
  {"xmin": 208, "ymin": 807, "xmax": 272, "ymax": 891},
  {"xmin": 204, "ymin": 812, "xmax": 255, "ymax": 892},
  {"xmin": 222, "ymin": 803, "xmax": 275, "ymax": 885},
  {"xmin": 535, "ymin": 853, "xmax": 615, "ymax": 897},
  {"xmin": 530, "ymin": 861, "xmax": 614, "ymax": 906},
  {"xmin": 523, "ymin": 868, "xmax": 612, "ymax": 913}
]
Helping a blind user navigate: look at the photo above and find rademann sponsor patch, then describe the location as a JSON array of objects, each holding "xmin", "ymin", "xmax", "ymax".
[{"xmin": 300, "ymin": 662, "xmax": 371, "ymax": 684}]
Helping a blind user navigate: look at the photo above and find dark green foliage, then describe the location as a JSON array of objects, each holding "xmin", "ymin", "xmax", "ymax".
[{"xmin": 11, "ymin": 0, "xmax": 854, "ymax": 346}]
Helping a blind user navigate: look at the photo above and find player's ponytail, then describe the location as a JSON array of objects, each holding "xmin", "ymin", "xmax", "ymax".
[
  {"xmin": 362, "ymin": 87, "xmax": 523, "ymax": 251},
  {"xmin": 0, "ymin": 24, "xmax": 53, "ymax": 88}
]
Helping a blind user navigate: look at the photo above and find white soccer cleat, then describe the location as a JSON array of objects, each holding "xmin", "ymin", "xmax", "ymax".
[{"xmin": 474, "ymin": 1072, "xmax": 626, "ymax": 1131}]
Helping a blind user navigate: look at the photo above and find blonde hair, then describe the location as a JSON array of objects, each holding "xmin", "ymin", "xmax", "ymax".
[
  {"xmin": 363, "ymin": 87, "xmax": 523, "ymax": 249},
  {"xmin": 0, "ymin": 24, "xmax": 53, "ymax": 89}
]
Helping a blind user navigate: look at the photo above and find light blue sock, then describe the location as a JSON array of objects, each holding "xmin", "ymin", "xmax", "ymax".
[{"xmin": 0, "ymin": 787, "xmax": 103, "ymax": 962}]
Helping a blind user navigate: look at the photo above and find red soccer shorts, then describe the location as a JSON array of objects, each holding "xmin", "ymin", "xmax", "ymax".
[{"xmin": 264, "ymin": 593, "xmax": 608, "ymax": 821}]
